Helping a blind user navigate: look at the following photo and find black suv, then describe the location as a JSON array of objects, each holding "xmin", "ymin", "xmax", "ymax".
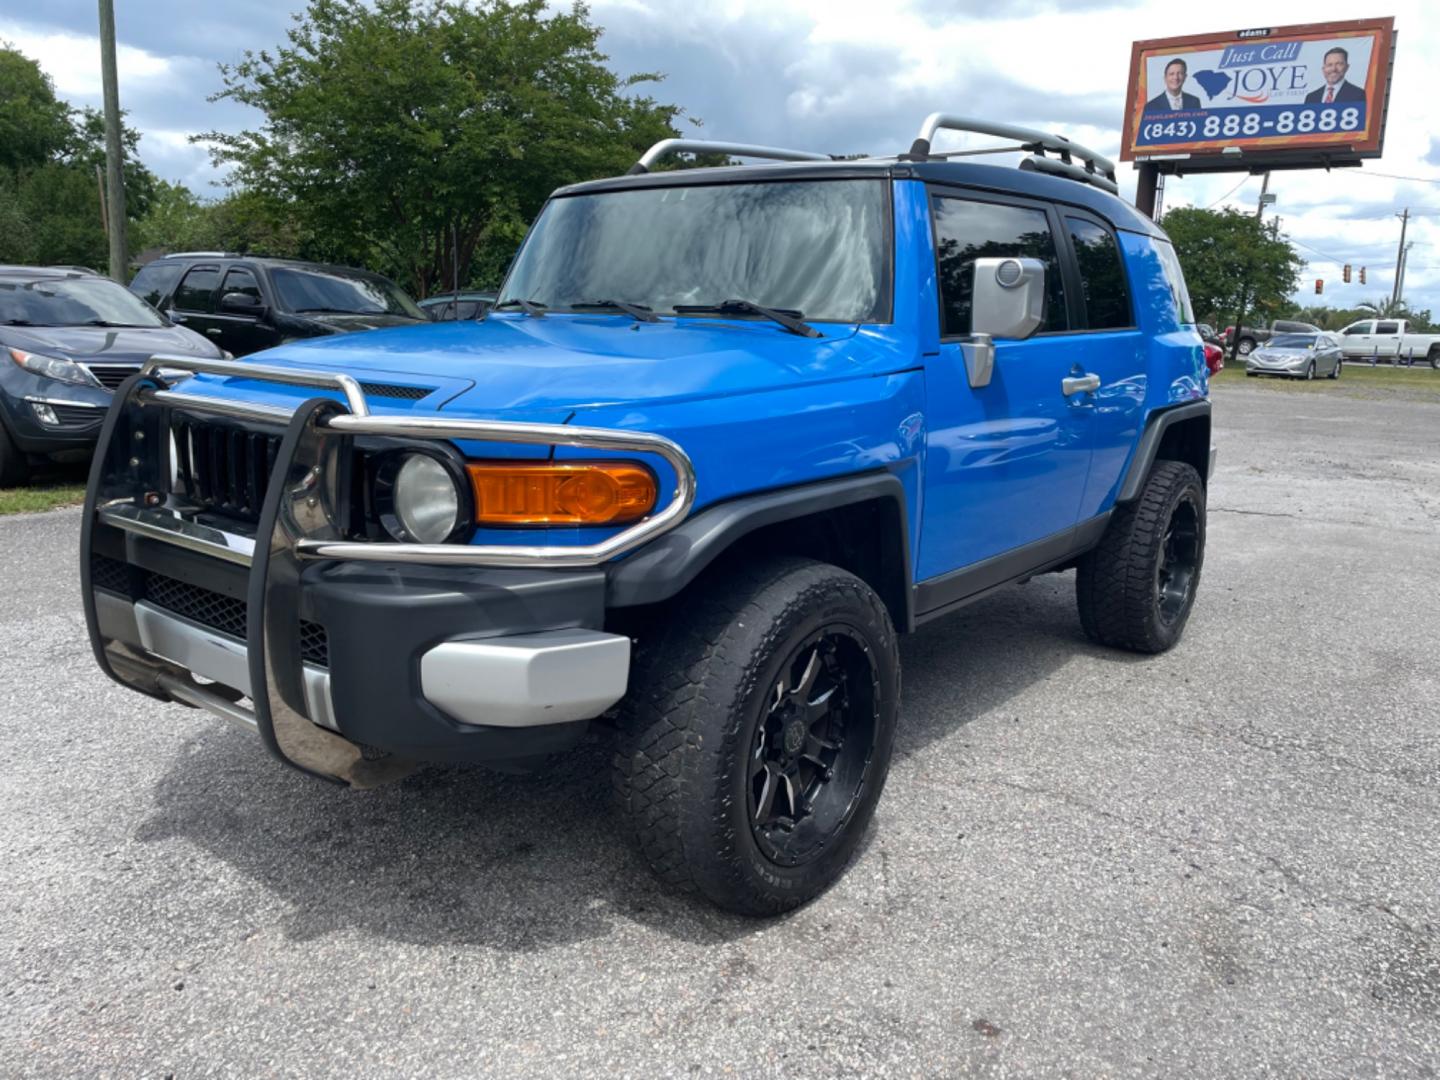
[{"xmin": 129, "ymin": 255, "xmax": 427, "ymax": 358}]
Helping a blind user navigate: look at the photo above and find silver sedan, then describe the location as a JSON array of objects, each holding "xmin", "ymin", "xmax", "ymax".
[{"xmin": 1246, "ymin": 333, "xmax": 1344, "ymax": 380}]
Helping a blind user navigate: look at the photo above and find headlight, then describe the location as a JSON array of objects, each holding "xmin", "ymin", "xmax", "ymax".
[
  {"xmin": 385, "ymin": 453, "xmax": 463, "ymax": 543},
  {"xmin": 7, "ymin": 347, "xmax": 99, "ymax": 387}
]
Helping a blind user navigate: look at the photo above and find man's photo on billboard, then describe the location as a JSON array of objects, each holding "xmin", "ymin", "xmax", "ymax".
[
  {"xmin": 1305, "ymin": 46, "xmax": 1365, "ymax": 104},
  {"xmin": 1144, "ymin": 58, "xmax": 1202, "ymax": 113}
]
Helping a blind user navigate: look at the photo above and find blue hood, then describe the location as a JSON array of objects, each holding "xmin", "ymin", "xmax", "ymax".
[{"xmin": 227, "ymin": 314, "xmax": 908, "ymax": 417}]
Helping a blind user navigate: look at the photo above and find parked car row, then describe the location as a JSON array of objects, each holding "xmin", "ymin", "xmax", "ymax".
[
  {"xmin": 1246, "ymin": 332, "xmax": 1344, "ymax": 380},
  {"xmin": 0, "ymin": 266, "xmax": 226, "ymax": 484}
]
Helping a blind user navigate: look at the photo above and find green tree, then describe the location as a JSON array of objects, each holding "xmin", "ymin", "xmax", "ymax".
[
  {"xmin": 201, "ymin": 0, "xmax": 684, "ymax": 297},
  {"xmin": 1161, "ymin": 207, "xmax": 1305, "ymax": 328},
  {"xmin": 0, "ymin": 45, "xmax": 72, "ymax": 171}
]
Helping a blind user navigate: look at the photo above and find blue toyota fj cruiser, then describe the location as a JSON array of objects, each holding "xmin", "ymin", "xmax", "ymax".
[{"xmin": 80, "ymin": 115, "xmax": 1212, "ymax": 916}]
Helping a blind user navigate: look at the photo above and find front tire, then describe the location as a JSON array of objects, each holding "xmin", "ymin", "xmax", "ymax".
[
  {"xmin": 1330, "ymin": 357, "xmax": 1342, "ymax": 379},
  {"xmin": 1237, "ymin": 338, "xmax": 1255, "ymax": 356},
  {"xmin": 1076, "ymin": 460, "xmax": 1206, "ymax": 654},
  {"xmin": 613, "ymin": 558, "xmax": 900, "ymax": 916},
  {"xmin": 0, "ymin": 424, "xmax": 30, "ymax": 487},
  {"xmin": 1305, "ymin": 360, "xmax": 1316, "ymax": 380}
]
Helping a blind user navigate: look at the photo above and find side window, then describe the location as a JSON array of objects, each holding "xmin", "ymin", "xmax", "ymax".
[
  {"xmin": 1066, "ymin": 217, "xmax": 1132, "ymax": 329},
  {"xmin": 129, "ymin": 262, "xmax": 183, "ymax": 307},
  {"xmin": 173, "ymin": 266, "xmax": 220, "ymax": 312},
  {"xmin": 220, "ymin": 267, "xmax": 262, "ymax": 304},
  {"xmin": 1375, "ymin": 320, "xmax": 1400, "ymax": 335},
  {"xmin": 932, "ymin": 195, "xmax": 1068, "ymax": 337},
  {"xmin": 1152, "ymin": 239, "xmax": 1195, "ymax": 326},
  {"xmin": 1343, "ymin": 322, "xmax": 1373, "ymax": 336}
]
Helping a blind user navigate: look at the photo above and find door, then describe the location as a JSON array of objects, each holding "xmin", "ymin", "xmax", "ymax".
[
  {"xmin": 1373, "ymin": 320, "xmax": 1402, "ymax": 360},
  {"xmin": 168, "ymin": 264, "xmax": 223, "ymax": 344},
  {"xmin": 212, "ymin": 266, "xmax": 279, "ymax": 356},
  {"xmin": 1061, "ymin": 215, "xmax": 1148, "ymax": 519},
  {"xmin": 1339, "ymin": 320, "xmax": 1375, "ymax": 358},
  {"xmin": 917, "ymin": 191, "xmax": 1092, "ymax": 583}
]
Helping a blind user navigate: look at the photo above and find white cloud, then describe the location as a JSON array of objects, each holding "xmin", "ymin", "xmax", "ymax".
[{"xmin": 0, "ymin": 20, "xmax": 176, "ymax": 100}]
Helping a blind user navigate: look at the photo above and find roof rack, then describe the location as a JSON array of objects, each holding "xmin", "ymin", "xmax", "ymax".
[
  {"xmin": 624, "ymin": 115, "xmax": 1121, "ymax": 198},
  {"xmin": 627, "ymin": 139, "xmax": 831, "ymax": 175},
  {"xmin": 903, "ymin": 114, "xmax": 1118, "ymax": 195},
  {"xmin": 161, "ymin": 251, "xmax": 244, "ymax": 259}
]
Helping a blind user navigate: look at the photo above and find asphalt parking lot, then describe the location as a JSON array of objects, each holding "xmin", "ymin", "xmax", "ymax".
[{"xmin": 2, "ymin": 381, "xmax": 1437, "ymax": 1077}]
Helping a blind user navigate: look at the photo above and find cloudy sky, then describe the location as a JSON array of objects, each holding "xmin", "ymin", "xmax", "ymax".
[{"xmin": 4, "ymin": 0, "xmax": 1437, "ymax": 316}]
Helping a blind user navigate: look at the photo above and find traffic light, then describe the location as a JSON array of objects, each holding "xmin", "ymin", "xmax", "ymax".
[
  {"xmin": 1315, "ymin": 279, "xmax": 1324, "ymax": 294},
  {"xmin": 1343, "ymin": 264, "xmax": 1352, "ymax": 283},
  {"xmin": 1360, "ymin": 267, "xmax": 1367, "ymax": 284}
]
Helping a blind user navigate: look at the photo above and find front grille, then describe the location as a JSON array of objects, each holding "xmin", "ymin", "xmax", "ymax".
[
  {"xmin": 90, "ymin": 554, "xmax": 133, "ymax": 594},
  {"xmin": 84, "ymin": 364, "xmax": 142, "ymax": 389},
  {"xmin": 360, "ymin": 382, "xmax": 430, "ymax": 401},
  {"xmin": 170, "ymin": 418, "xmax": 283, "ymax": 522},
  {"xmin": 145, "ymin": 572, "xmax": 248, "ymax": 639},
  {"xmin": 49, "ymin": 402, "xmax": 106, "ymax": 427},
  {"xmin": 141, "ymin": 570, "xmax": 330, "ymax": 666}
]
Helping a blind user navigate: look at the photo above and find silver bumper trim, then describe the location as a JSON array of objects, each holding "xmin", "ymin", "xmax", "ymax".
[
  {"xmin": 100, "ymin": 503, "xmax": 256, "ymax": 566},
  {"xmin": 420, "ymin": 629, "xmax": 631, "ymax": 728},
  {"xmin": 131, "ymin": 601, "xmax": 336, "ymax": 730}
]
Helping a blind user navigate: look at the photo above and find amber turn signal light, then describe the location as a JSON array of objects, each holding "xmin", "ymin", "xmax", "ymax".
[{"xmin": 466, "ymin": 461, "xmax": 658, "ymax": 526}]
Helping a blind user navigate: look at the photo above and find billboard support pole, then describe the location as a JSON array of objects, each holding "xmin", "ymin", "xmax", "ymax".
[
  {"xmin": 1136, "ymin": 162, "xmax": 1159, "ymax": 220},
  {"xmin": 1227, "ymin": 171, "xmax": 1273, "ymax": 365}
]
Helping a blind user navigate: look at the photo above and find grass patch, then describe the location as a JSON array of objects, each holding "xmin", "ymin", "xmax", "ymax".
[
  {"xmin": 0, "ymin": 483, "xmax": 87, "ymax": 515},
  {"xmin": 1212, "ymin": 362, "xmax": 1440, "ymax": 402}
]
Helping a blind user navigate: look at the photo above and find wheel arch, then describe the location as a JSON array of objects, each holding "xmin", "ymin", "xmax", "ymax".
[
  {"xmin": 1117, "ymin": 400, "xmax": 1212, "ymax": 504},
  {"xmin": 606, "ymin": 471, "xmax": 914, "ymax": 632}
]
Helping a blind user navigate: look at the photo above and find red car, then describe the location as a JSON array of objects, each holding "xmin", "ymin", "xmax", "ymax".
[{"xmin": 1203, "ymin": 342, "xmax": 1224, "ymax": 375}]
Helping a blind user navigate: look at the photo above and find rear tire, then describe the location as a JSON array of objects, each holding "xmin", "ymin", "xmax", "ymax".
[
  {"xmin": 0, "ymin": 424, "xmax": 30, "ymax": 487},
  {"xmin": 613, "ymin": 557, "xmax": 900, "ymax": 916},
  {"xmin": 1429, "ymin": 348, "xmax": 1440, "ymax": 371},
  {"xmin": 1076, "ymin": 461, "xmax": 1206, "ymax": 654}
]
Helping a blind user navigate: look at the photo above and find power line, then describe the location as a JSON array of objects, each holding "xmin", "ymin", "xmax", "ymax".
[
  {"xmin": 1204, "ymin": 176, "xmax": 1252, "ymax": 209},
  {"xmin": 1342, "ymin": 169, "xmax": 1440, "ymax": 185}
]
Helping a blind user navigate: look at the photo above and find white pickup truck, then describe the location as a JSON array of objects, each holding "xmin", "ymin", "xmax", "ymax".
[{"xmin": 1336, "ymin": 319, "xmax": 1440, "ymax": 368}]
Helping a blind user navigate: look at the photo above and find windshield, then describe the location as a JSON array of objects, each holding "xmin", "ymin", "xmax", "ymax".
[
  {"xmin": 0, "ymin": 275, "xmax": 167, "ymax": 328},
  {"xmin": 501, "ymin": 180, "xmax": 890, "ymax": 323},
  {"xmin": 271, "ymin": 267, "xmax": 423, "ymax": 319},
  {"xmin": 1270, "ymin": 334, "xmax": 1319, "ymax": 349}
]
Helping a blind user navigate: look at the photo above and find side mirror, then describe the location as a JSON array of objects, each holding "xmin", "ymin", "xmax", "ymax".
[
  {"xmin": 972, "ymin": 257, "xmax": 1046, "ymax": 340},
  {"xmin": 218, "ymin": 291, "xmax": 265, "ymax": 317},
  {"xmin": 960, "ymin": 257, "xmax": 1046, "ymax": 389}
]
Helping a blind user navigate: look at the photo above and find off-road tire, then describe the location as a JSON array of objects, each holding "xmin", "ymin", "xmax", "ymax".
[
  {"xmin": 613, "ymin": 557, "xmax": 900, "ymax": 916},
  {"xmin": 0, "ymin": 423, "xmax": 30, "ymax": 487},
  {"xmin": 1075, "ymin": 460, "xmax": 1206, "ymax": 654}
]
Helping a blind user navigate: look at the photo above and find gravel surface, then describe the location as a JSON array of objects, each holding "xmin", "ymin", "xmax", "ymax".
[{"xmin": 2, "ymin": 382, "xmax": 1437, "ymax": 1077}]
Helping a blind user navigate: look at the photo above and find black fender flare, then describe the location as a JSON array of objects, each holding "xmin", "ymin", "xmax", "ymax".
[
  {"xmin": 1117, "ymin": 400, "xmax": 1212, "ymax": 503},
  {"xmin": 605, "ymin": 470, "xmax": 913, "ymax": 628}
]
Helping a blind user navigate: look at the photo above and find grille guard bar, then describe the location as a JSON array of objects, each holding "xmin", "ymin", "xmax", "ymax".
[{"xmin": 134, "ymin": 355, "xmax": 697, "ymax": 568}]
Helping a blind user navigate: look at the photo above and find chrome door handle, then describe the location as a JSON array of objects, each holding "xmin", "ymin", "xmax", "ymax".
[
  {"xmin": 1062, "ymin": 373, "xmax": 1101, "ymax": 396},
  {"xmin": 205, "ymin": 328, "xmax": 223, "ymax": 336}
]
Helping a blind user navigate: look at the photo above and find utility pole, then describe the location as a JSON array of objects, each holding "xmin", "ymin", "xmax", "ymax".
[
  {"xmin": 1396, "ymin": 241, "xmax": 1414, "ymax": 306},
  {"xmin": 1391, "ymin": 209, "xmax": 1410, "ymax": 306},
  {"xmin": 1228, "ymin": 171, "xmax": 1272, "ymax": 364},
  {"xmin": 98, "ymin": 0, "xmax": 127, "ymax": 282}
]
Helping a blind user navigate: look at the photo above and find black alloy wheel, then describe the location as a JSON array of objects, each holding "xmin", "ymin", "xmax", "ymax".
[
  {"xmin": 748, "ymin": 626, "xmax": 880, "ymax": 868},
  {"xmin": 1155, "ymin": 494, "xmax": 1201, "ymax": 627}
]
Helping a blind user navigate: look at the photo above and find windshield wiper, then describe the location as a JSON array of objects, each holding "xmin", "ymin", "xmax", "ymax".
[
  {"xmin": 1, "ymin": 319, "xmax": 38, "ymax": 326},
  {"xmin": 492, "ymin": 298, "xmax": 547, "ymax": 318},
  {"xmin": 293, "ymin": 307, "xmax": 376, "ymax": 315},
  {"xmin": 80, "ymin": 320, "xmax": 152, "ymax": 328},
  {"xmin": 672, "ymin": 299, "xmax": 821, "ymax": 338},
  {"xmin": 568, "ymin": 300, "xmax": 659, "ymax": 323}
]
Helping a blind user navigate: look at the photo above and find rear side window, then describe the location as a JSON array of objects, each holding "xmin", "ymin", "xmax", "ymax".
[
  {"xmin": 932, "ymin": 196, "xmax": 1068, "ymax": 336},
  {"xmin": 1066, "ymin": 218, "xmax": 1132, "ymax": 329},
  {"xmin": 1152, "ymin": 239, "xmax": 1195, "ymax": 326},
  {"xmin": 173, "ymin": 267, "xmax": 220, "ymax": 312},
  {"xmin": 220, "ymin": 267, "xmax": 262, "ymax": 303},
  {"xmin": 129, "ymin": 262, "xmax": 184, "ymax": 307},
  {"xmin": 1375, "ymin": 321, "xmax": 1399, "ymax": 335}
]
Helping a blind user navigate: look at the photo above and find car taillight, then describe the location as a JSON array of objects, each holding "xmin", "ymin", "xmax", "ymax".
[
  {"xmin": 466, "ymin": 461, "xmax": 658, "ymax": 526},
  {"xmin": 1203, "ymin": 343, "xmax": 1224, "ymax": 374}
]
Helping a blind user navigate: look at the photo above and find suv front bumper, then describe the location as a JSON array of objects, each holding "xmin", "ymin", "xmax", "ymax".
[{"xmin": 80, "ymin": 360, "xmax": 692, "ymax": 785}]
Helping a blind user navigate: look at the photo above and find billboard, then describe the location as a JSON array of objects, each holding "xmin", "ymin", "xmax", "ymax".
[{"xmin": 1121, "ymin": 18, "xmax": 1395, "ymax": 166}]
